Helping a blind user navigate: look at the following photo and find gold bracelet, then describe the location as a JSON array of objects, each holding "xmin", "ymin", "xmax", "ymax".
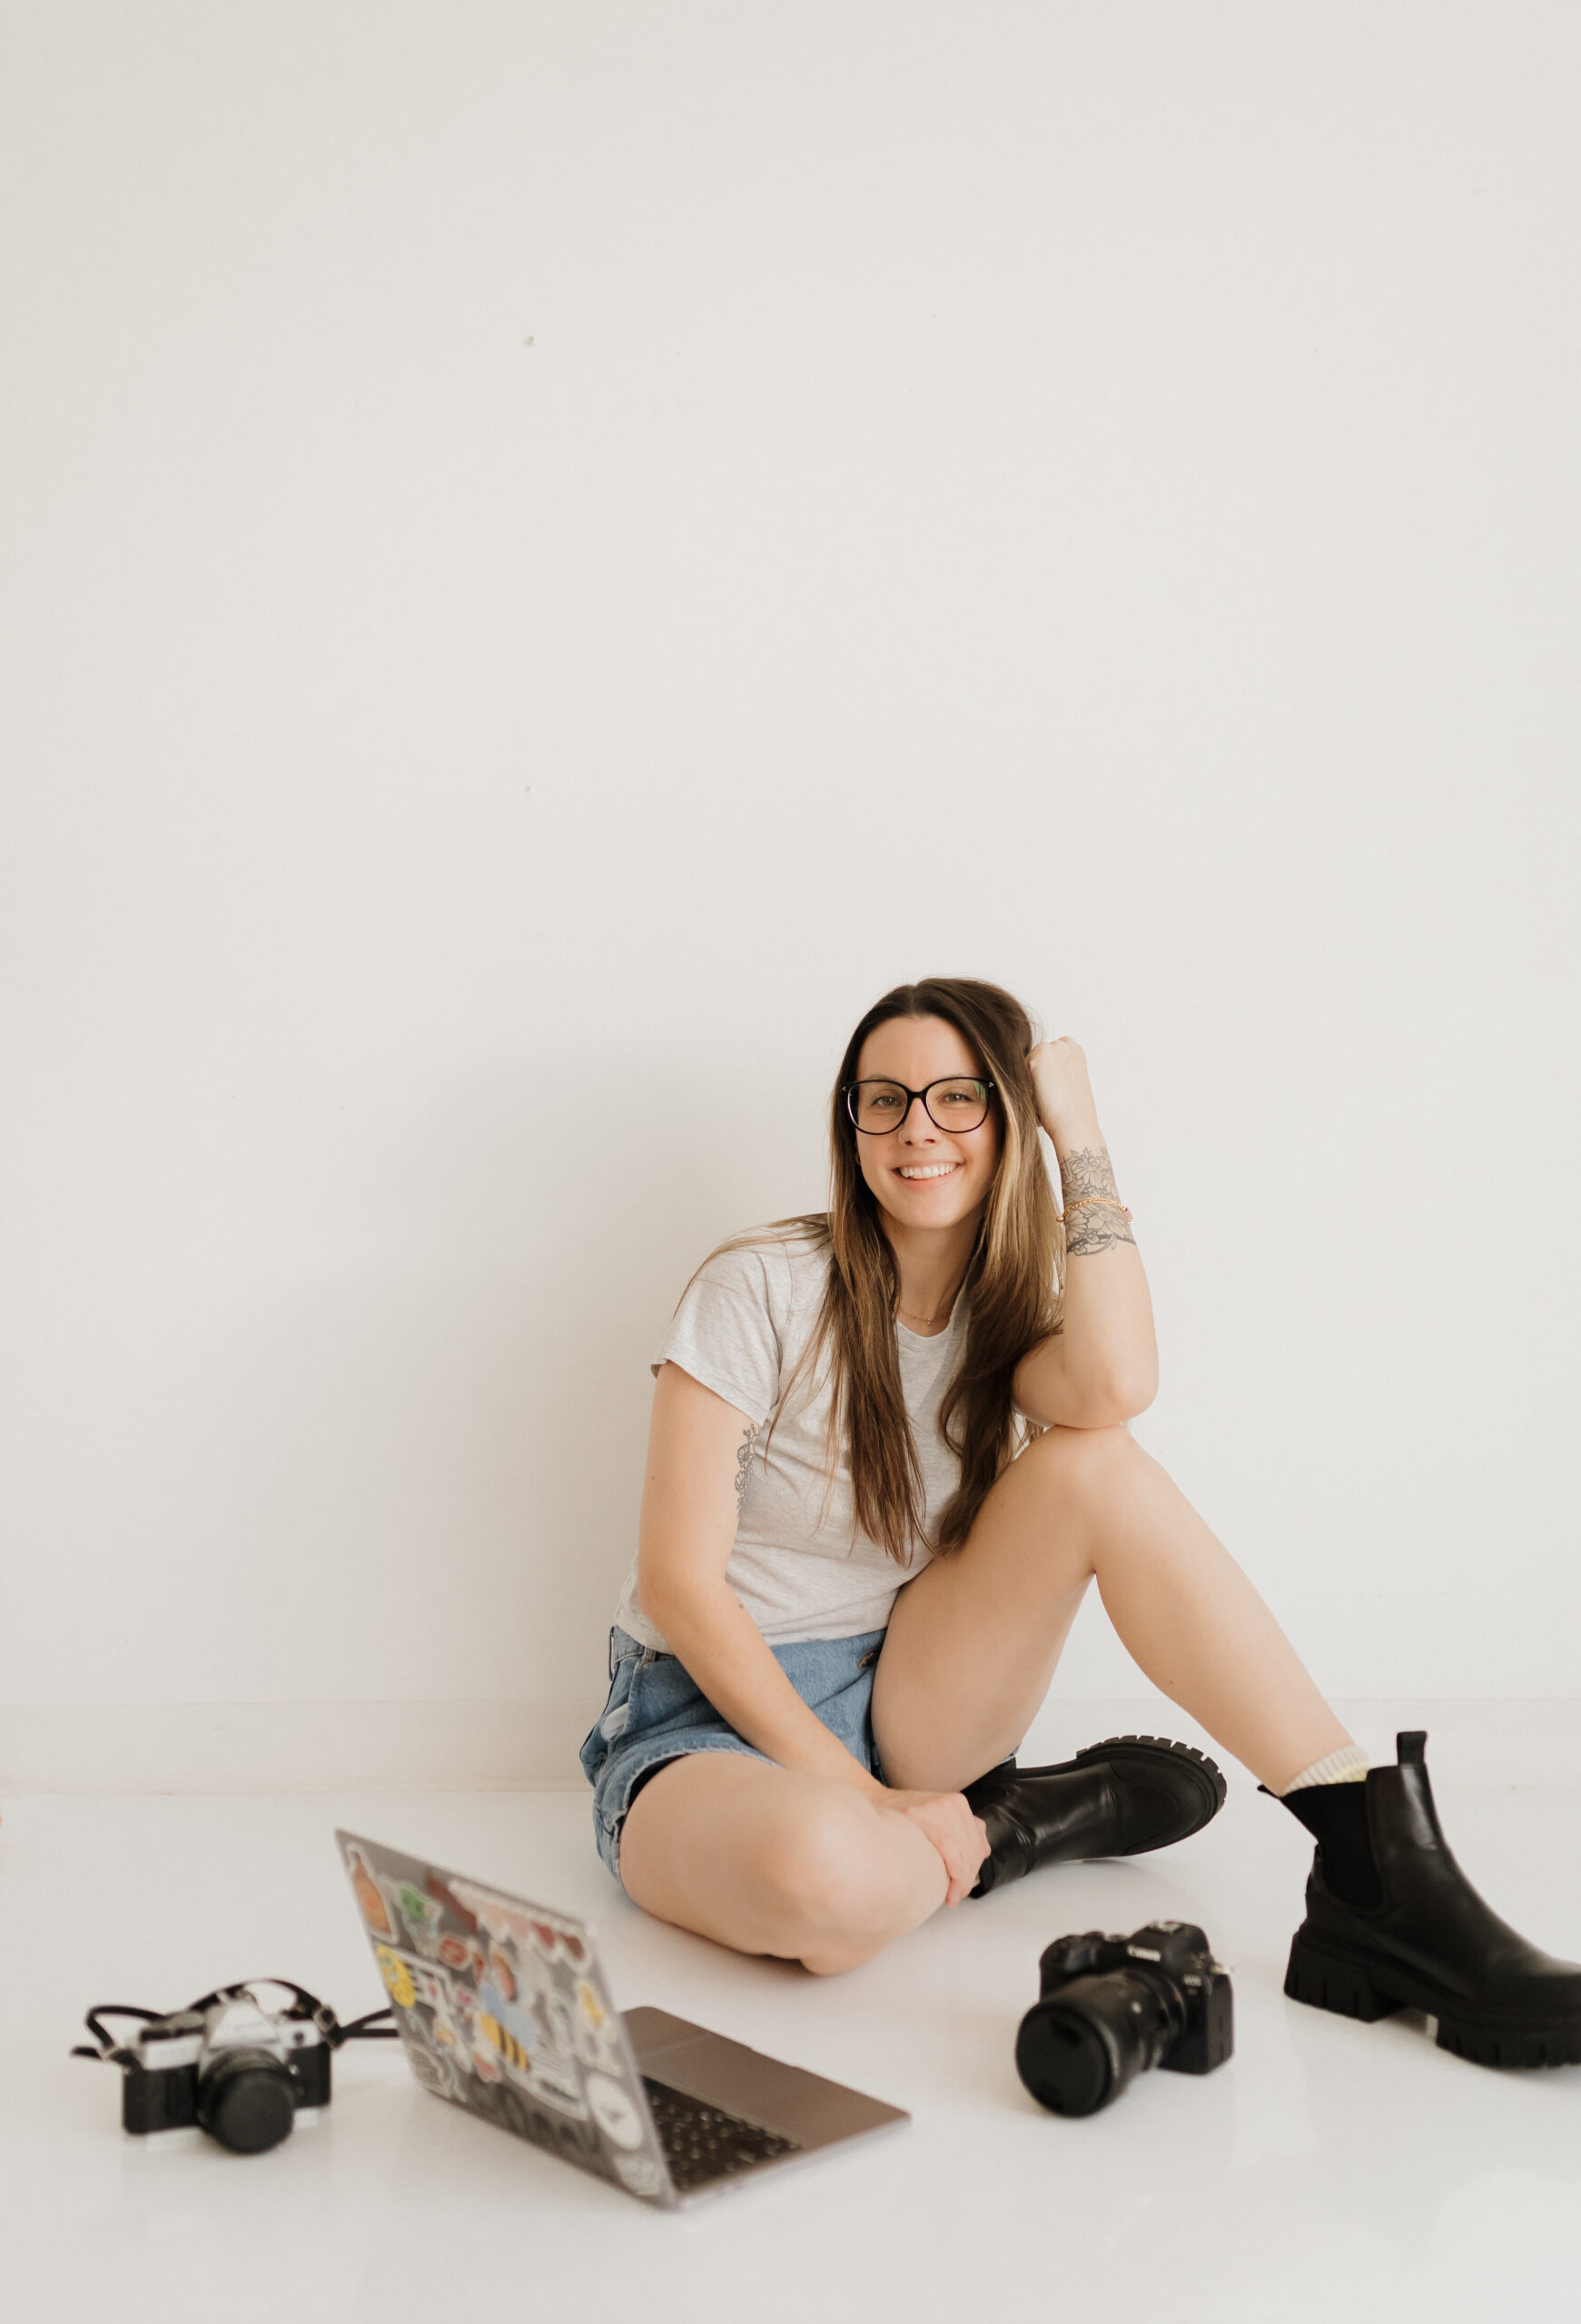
[{"xmin": 1062, "ymin": 1195, "xmax": 1133, "ymax": 1220}]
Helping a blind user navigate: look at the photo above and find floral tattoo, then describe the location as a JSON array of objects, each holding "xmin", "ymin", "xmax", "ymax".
[
  {"xmin": 735, "ymin": 1423, "xmax": 758, "ymax": 1505},
  {"xmin": 1060, "ymin": 1145, "xmax": 1136, "ymax": 1256}
]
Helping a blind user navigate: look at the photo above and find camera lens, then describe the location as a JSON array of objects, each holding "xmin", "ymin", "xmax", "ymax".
[
  {"xmin": 195, "ymin": 2049, "xmax": 296, "ymax": 2153},
  {"xmin": 1015, "ymin": 1970, "xmax": 1174, "ymax": 2117}
]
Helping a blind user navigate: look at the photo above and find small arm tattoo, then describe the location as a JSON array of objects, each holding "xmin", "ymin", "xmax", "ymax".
[
  {"xmin": 735, "ymin": 1423, "xmax": 758, "ymax": 1503},
  {"xmin": 1060, "ymin": 1144, "xmax": 1136, "ymax": 1255}
]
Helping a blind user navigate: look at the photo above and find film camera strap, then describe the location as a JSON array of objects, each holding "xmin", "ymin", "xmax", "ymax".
[{"xmin": 72, "ymin": 1979, "xmax": 398, "ymax": 2067}]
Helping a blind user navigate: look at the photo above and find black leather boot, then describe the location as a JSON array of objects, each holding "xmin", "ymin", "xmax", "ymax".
[
  {"xmin": 1277, "ymin": 1730, "xmax": 1581, "ymax": 2067},
  {"xmin": 964, "ymin": 1734, "xmax": 1228, "ymax": 1898}
]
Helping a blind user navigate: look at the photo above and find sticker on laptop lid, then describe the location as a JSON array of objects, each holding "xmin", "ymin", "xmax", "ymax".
[
  {"xmin": 437, "ymin": 1932, "xmax": 486, "ymax": 1981},
  {"xmin": 449, "ymin": 1880, "xmax": 589, "ymax": 1968},
  {"xmin": 585, "ymin": 2072, "xmax": 646, "ymax": 2150},
  {"xmin": 391, "ymin": 1882, "xmax": 446, "ymax": 1958},
  {"xmin": 613, "ymin": 2151, "xmax": 667, "ymax": 2198},
  {"xmin": 425, "ymin": 1872, "xmax": 479, "ymax": 1934},
  {"xmin": 372, "ymin": 1944, "xmax": 417, "ymax": 2011},
  {"xmin": 341, "ymin": 1838, "xmax": 671, "ymax": 2205},
  {"xmin": 348, "ymin": 1846, "xmax": 399, "ymax": 1938}
]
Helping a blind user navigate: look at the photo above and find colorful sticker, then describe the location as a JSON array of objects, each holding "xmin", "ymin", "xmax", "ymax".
[
  {"xmin": 479, "ymin": 2004, "xmax": 588, "ymax": 2115},
  {"xmin": 373, "ymin": 1945, "xmax": 416, "ymax": 2010},
  {"xmin": 350, "ymin": 1845, "xmax": 660, "ymax": 2184},
  {"xmin": 483, "ymin": 1944, "xmax": 519, "ymax": 2004},
  {"xmin": 474, "ymin": 2001, "xmax": 585, "ymax": 2114},
  {"xmin": 570, "ymin": 1981, "xmax": 619, "ymax": 2070},
  {"xmin": 406, "ymin": 1960, "xmax": 455, "ymax": 2014},
  {"xmin": 437, "ymin": 1932, "xmax": 485, "ymax": 1980},
  {"xmin": 394, "ymin": 1883, "xmax": 446, "ymax": 1959},
  {"xmin": 450, "ymin": 1881, "xmax": 588, "ymax": 1967},
  {"xmin": 469, "ymin": 2033, "xmax": 504, "ymax": 2084},
  {"xmin": 425, "ymin": 1873, "xmax": 478, "ymax": 1934},
  {"xmin": 479, "ymin": 1969, "xmax": 543, "ymax": 2063},
  {"xmin": 449, "ymin": 1879, "xmax": 517, "ymax": 1945},
  {"xmin": 349, "ymin": 1848, "xmax": 397, "ymax": 1938}
]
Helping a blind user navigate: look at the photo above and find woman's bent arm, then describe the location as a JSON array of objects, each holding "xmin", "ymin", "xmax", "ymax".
[
  {"xmin": 1013, "ymin": 1040, "xmax": 1160, "ymax": 1428},
  {"xmin": 635, "ymin": 1362, "xmax": 989, "ymax": 1902},
  {"xmin": 637, "ymin": 1363, "xmax": 890, "ymax": 1796}
]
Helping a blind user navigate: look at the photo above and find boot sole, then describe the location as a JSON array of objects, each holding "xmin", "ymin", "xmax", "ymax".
[
  {"xmin": 1285, "ymin": 1927, "xmax": 1581, "ymax": 2069},
  {"xmin": 1067, "ymin": 1734, "xmax": 1229, "ymax": 1853}
]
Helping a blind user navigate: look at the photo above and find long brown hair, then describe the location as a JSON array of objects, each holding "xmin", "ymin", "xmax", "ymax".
[{"xmin": 716, "ymin": 978, "xmax": 1063, "ymax": 1561}]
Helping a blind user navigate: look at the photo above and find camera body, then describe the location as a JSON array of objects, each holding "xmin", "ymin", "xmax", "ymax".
[
  {"xmin": 123, "ymin": 1993, "xmax": 331, "ymax": 2152},
  {"xmin": 1016, "ymin": 1919, "xmax": 1232, "ymax": 2117}
]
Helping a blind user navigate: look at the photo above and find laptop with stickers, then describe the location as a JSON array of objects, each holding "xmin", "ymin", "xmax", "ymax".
[{"xmin": 336, "ymin": 1831, "xmax": 908, "ymax": 2209}]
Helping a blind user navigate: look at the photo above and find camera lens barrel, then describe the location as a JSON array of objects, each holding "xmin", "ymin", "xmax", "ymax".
[
  {"xmin": 194, "ymin": 2049, "xmax": 297, "ymax": 2154},
  {"xmin": 1015, "ymin": 1969, "xmax": 1177, "ymax": 2118}
]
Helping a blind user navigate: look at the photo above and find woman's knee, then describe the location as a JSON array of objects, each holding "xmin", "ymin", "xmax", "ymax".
[
  {"xmin": 1023, "ymin": 1421, "xmax": 1145, "ymax": 1500},
  {"xmin": 621, "ymin": 1758, "xmax": 921, "ymax": 1973},
  {"xmin": 753, "ymin": 1788, "xmax": 904, "ymax": 1957}
]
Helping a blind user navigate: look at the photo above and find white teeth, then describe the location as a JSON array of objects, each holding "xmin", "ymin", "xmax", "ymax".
[{"xmin": 898, "ymin": 1163, "xmax": 959, "ymax": 1179}]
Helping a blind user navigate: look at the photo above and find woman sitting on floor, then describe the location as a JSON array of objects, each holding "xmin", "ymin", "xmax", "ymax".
[{"xmin": 581, "ymin": 976, "xmax": 1580, "ymax": 2067}]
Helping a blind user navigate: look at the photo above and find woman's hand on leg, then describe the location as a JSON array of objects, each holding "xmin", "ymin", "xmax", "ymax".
[
  {"xmin": 876, "ymin": 1790, "xmax": 990, "ymax": 1905},
  {"xmin": 621, "ymin": 1753, "xmax": 954, "ymax": 1970}
]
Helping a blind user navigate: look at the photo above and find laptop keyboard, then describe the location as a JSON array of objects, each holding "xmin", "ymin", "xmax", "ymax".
[{"xmin": 640, "ymin": 2076, "xmax": 803, "ymax": 2191}]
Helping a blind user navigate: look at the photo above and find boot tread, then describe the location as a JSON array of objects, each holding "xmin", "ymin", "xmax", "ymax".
[
  {"xmin": 1286, "ymin": 1928, "xmax": 1581, "ymax": 2065},
  {"xmin": 1075, "ymin": 1734, "xmax": 1229, "ymax": 1812}
]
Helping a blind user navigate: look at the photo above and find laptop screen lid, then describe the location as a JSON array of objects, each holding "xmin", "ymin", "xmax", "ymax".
[{"xmin": 335, "ymin": 1830, "xmax": 676, "ymax": 2207}]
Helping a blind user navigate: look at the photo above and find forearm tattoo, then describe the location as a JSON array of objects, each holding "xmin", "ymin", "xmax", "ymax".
[
  {"xmin": 1060, "ymin": 1145, "xmax": 1136, "ymax": 1256},
  {"xmin": 735, "ymin": 1423, "xmax": 758, "ymax": 1504}
]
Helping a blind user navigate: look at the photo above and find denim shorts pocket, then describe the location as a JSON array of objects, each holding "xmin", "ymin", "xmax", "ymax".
[{"xmin": 578, "ymin": 1637, "xmax": 645, "ymax": 1788}]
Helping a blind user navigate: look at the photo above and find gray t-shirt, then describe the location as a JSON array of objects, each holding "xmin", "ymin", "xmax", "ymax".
[{"xmin": 613, "ymin": 1229, "xmax": 966, "ymax": 1649}]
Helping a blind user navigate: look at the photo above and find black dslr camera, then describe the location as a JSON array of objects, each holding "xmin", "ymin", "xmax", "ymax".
[
  {"xmin": 74, "ymin": 1981, "xmax": 391, "ymax": 2154},
  {"xmin": 1015, "ymin": 1920, "xmax": 1232, "ymax": 2117}
]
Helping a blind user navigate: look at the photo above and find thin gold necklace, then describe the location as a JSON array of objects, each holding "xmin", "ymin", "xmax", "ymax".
[{"xmin": 895, "ymin": 1288, "xmax": 961, "ymax": 1326}]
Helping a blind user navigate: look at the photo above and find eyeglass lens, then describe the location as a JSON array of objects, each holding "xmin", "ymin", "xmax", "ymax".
[{"xmin": 849, "ymin": 1079, "xmax": 989, "ymax": 1133}]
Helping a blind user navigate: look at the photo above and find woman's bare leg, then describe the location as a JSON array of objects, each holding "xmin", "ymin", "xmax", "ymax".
[
  {"xmin": 618, "ymin": 1751, "xmax": 948, "ymax": 1974},
  {"xmin": 618, "ymin": 1429, "xmax": 1348, "ymax": 1968},
  {"xmin": 875, "ymin": 1423, "xmax": 1353, "ymax": 1796}
]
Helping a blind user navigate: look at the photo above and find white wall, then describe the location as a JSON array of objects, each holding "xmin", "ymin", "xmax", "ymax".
[{"xmin": 4, "ymin": 1, "xmax": 1578, "ymax": 1785}]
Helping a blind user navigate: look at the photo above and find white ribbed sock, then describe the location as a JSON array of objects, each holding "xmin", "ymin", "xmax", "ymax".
[{"xmin": 1280, "ymin": 1745, "xmax": 1371, "ymax": 1794}]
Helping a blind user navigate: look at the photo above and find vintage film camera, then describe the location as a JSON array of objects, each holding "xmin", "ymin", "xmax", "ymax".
[
  {"xmin": 1015, "ymin": 1920, "xmax": 1233, "ymax": 2118},
  {"xmin": 74, "ymin": 1980, "xmax": 392, "ymax": 2154}
]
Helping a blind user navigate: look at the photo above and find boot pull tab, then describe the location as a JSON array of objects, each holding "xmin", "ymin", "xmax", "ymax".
[{"xmin": 1397, "ymin": 1731, "xmax": 1428, "ymax": 1766}]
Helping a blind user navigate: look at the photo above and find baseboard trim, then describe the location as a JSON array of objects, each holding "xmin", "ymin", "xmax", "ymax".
[
  {"xmin": 0, "ymin": 1699, "xmax": 595, "ymax": 1794},
  {"xmin": 3, "ymin": 1695, "xmax": 1578, "ymax": 1796}
]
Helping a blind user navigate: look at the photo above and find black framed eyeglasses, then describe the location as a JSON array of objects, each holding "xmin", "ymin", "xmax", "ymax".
[{"xmin": 845, "ymin": 1078, "xmax": 995, "ymax": 1135}]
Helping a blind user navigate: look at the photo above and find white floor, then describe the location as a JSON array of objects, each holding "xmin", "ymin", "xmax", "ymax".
[{"xmin": 9, "ymin": 1761, "xmax": 1581, "ymax": 2324}]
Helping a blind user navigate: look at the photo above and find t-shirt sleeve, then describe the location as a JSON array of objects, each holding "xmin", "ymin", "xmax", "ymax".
[{"xmin": 652, "ymin": 1242, "xmax": 786, "ymax": 1425}]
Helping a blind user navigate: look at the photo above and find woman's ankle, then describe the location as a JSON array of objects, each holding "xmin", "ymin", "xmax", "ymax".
[{"xmin": 1279, "ymin": 1743, "xmax": 1370, "ymax": 1793}]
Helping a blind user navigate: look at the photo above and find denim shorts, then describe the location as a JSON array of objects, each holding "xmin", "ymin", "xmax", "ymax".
[{"xmin": 578, "ymin": 1625, "xmax": 888, "ymax": 1886}]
